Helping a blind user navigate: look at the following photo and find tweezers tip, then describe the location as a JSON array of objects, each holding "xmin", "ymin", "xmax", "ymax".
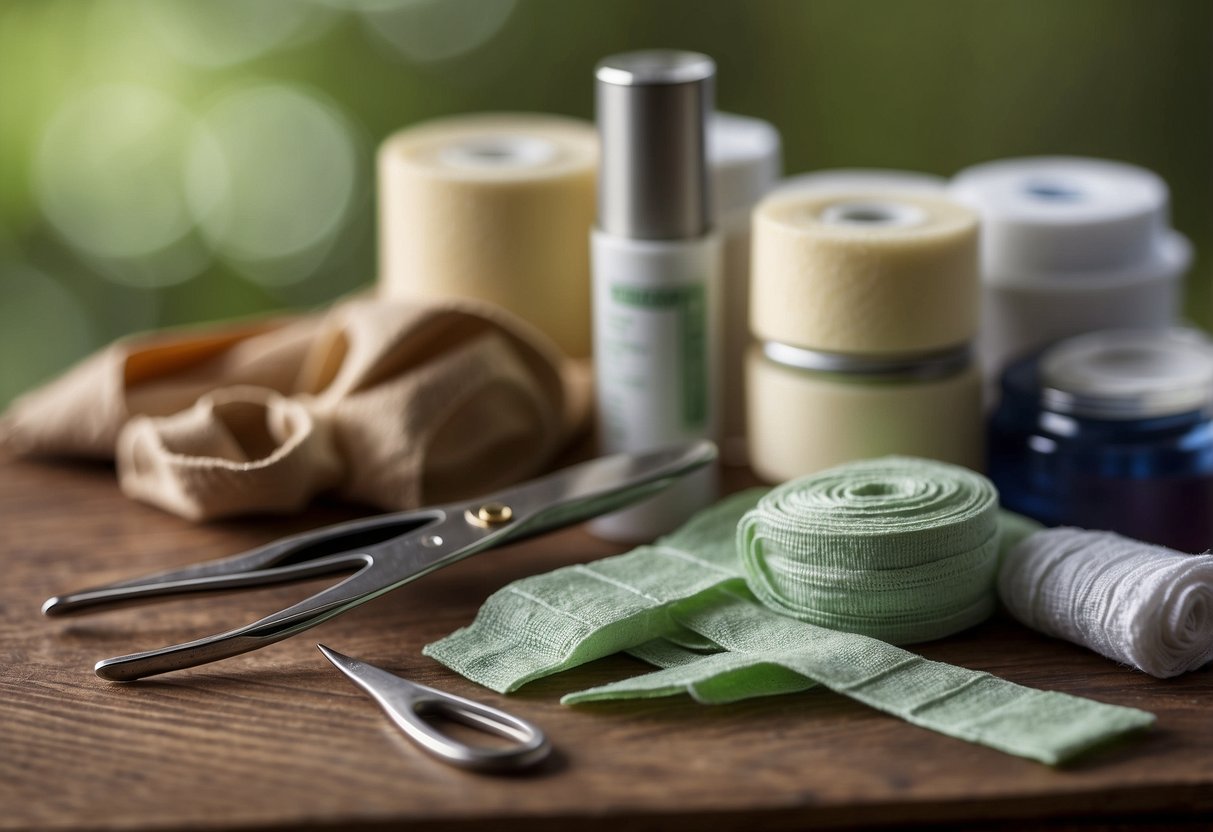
[
  {"xmin": 317, "ymin": 644, "xmax": 375, "ymax": 688},
  {"xmin": 94, "ymin": 658, "xmax": 133, "ymax": 682},
  {"xmin": 316, "ymin": 643, "xmax": 351, "ymax": 668}
]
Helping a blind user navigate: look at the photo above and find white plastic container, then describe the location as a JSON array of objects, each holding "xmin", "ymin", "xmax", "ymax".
[
  {"xmin": 591, "ymin": 231, "xmax": 721, "ymax": 541},
  {"xmin": 949, "ymin": 156, "xmax": 1191, "ymax": 401},
  {"xmin": 709, "ymin": 113, "xmax": 781, "ymax": 466}
]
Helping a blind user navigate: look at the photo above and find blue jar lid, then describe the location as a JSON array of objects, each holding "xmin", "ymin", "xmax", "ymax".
[{"xmin": 1040, "ymin": 329, "xmax": 1213, "ymax": 420}]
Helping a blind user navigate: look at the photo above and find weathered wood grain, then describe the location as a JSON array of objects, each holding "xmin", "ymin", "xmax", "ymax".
[{"xmin": 1, "ymin": 455, "xmax": 1211, "ymax": 831}]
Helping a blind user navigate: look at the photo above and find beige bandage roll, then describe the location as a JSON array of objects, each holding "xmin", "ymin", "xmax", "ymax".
[
  {"xmin": 751, "ymin": 192, "xmax": 980, "ymax": 355},
  {"xmin": 378, "ymin": 113, "xmax": 597, "ymax": 357},
  {"xmin": 746, "ymin": 346, "xmax": 984, "ymax": 482}
]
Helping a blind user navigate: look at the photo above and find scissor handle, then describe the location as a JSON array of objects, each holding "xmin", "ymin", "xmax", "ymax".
[
  {"xmin": 318, "ymin": 645, "xmax": 551, "ymax": 773},
  {"xmin": 42, "ymin": 510, "xmax": 443, "ymax": 617}
]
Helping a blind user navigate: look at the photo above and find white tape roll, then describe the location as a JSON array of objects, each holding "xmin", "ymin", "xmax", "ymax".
[
  {"xmin": 775, "ymin": 168, "xmax": 945, "ymax": 197},
  {"xmin": 746, "ymin": 346, "xmax": 983, "ymax": 483},
  {"xmin": 709, "ymin": 113, "xmax": 782, "ymax": 466},
  {"xmin": 751, "ymin": 191, "xmax": 980, "ymax": 355},
  {"xmin": 378, "ymin": 113, "xmax": 597, "ymax": 357},
  {"xmin": 949, "ymin": 157, "xmax": 1190, "ymax": 386}
]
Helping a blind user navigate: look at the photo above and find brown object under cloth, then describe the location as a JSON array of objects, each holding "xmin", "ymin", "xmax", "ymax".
[{"xmin": 0, "ymin": 297, "xmax": 589, "ymax": 520}]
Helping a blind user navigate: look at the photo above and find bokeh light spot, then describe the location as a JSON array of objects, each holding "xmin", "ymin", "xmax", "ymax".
[
  {"xmin": 34, "ymin": 85, "xmax": 203, "ymax": 285},
  {"xmin": 355, "ymin": 0, "xmax": 516, "ymax": 64},
  {"xmin": 185, "ymin": 83, "xmax": 361, "ymax": 287},
  {"xmin": 139, "ymin": 0, "xmax": 334, "ymax": 68}
]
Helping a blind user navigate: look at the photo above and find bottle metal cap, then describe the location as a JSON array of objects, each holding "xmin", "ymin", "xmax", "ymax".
[{"xmin": 595, "ymin": 50, "xmax": 715, "ymax": 240}]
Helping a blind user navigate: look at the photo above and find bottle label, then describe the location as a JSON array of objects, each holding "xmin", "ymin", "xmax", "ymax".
[{"xmin": 601, "ymin": 282, "xmax": 708, "ymax": 446}]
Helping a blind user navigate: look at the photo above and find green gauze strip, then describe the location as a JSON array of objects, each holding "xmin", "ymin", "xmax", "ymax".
[
  {"xmin": 565, "ymin": 587, "xmax": 1153, "ymax": 765},
  {"xmin": 423, "ymin": 488, "xmax": 764, "ymax": 693},
  {"xmin": 425, "ymin": 457, "xmax": 1154, "ymax": 763}
]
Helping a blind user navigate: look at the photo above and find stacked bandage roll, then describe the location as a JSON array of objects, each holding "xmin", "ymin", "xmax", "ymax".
[
  {"xmin": 949, "ymin": 156, "xmax": 1190, "ymax": 392},
  {"xmin": 747, "ymin": 191, "xmax": 983, "ymax": 482},
  {"xmin": 378, "ymin": 113, "xmax": 598, "ymax": 357}
]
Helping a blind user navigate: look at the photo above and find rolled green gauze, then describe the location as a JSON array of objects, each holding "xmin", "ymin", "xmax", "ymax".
[{"xmin": 739, "ymin": 456, "xmax": 1001, "ymax": 643}]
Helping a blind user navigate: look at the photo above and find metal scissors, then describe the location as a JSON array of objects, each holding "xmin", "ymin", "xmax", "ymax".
[
  {"xmin": 43, "ymin": 440, "xmax": 716, "ymax": 681},
  {"xmin": 317, "ymin": 645, "xmax": 551, "ymax": 773}
]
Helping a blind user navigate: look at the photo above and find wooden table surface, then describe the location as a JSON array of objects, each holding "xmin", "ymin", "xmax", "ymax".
[{"xmin": 3, "ymin": 454, "xmax": 1212, "ymax": 832}]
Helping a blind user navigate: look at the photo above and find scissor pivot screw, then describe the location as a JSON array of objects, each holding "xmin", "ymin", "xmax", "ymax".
[{"xmin": 467, "ymin": 502, "xmax": 513, "ymax": 527}]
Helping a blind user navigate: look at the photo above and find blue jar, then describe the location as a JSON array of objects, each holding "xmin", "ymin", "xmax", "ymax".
[{"xmin": 989, "ymin": 329, "xmax": 1213, "ymax": 553}]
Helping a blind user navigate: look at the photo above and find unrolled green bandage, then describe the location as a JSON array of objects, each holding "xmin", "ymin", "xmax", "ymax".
[{"xmin": 424, "ymin": 457, "xmax": 1154, "ymax": 764}]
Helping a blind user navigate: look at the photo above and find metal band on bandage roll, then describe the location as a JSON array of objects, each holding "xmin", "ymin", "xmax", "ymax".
[
  {"xmin": 747, "ymin": 191, "xmax": 983, "ymax": 481},
  {"xmin": 739, "ymin": 456, "xmax": 1001, "ymax": 644},
  {"xmin": 378, "ymin": 114, "xmax": 597, "ymax": 357}
]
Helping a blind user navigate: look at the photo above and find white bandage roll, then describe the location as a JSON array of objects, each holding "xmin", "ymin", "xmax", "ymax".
[
  {"xmin": 751, "ymin": 192, "xmax": 980, "ymax": 355},
  {"xmin": 775, "ymin": 168, "xmax": 945, "ymax": 197},
  {"xmin": 378, "ymin": 113, "xmax": 597, "ymax": 357},
  {"xmin": 746, "ymin": 346, "xmax": 983, "ymax": 483},
  {"xmin": 999, "ymin": 527, "xmax": 1213, "ymax": 679},
  {"xmin": 949, "ymin": 157, "xmax": 1190, "ymax": 385},
  {"xmin": 709, "ymin": 113, "xmax": 782, "ymax": 466}
]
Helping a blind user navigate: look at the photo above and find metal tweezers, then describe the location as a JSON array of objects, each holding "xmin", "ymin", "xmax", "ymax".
[
  {"xmin": 43, "ymin": 441, "xmax": 716, "ymax": 681},
  {"xmin": 317, "ymin": 645, "xmax": 552, "ymax": 772}
]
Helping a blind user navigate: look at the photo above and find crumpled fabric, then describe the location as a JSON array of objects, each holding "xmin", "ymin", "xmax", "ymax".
[{"xmin": 1, "ymin": 296, "xmax": 589, "ymax": 521}]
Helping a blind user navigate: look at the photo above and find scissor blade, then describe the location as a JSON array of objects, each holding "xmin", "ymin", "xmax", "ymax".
[
  {"xmin": 477, "ymin": 439, "xmax": 717, "ymax": 544},
  {"xmin": 85, "ymin": 441, "xmax": 715, "ymax": 681}
]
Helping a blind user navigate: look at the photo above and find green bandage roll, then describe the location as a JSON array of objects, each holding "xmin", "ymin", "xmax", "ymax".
[{"xmin": 739, "ymin": 456, "xmax": 1000, "ymax": 643}]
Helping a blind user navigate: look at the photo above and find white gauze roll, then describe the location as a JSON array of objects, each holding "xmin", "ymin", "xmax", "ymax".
[
  {"xmin": 378, "ymin": 113, "xmax": 597, "ymax": 358},
  {"xmin": 949, "ymin": 157, "xmax": 1190, "ymax": 386},
  {"xmin": 746, "ymin": 346, "xmax": 983, "ymax": 482},
  {"xmin": 999, "ymin": 527, "xmax": 1213, "ymax": 678},
  {"xmin": 751, "ymin": 191, "xmax": 979, "ymax": 355}
]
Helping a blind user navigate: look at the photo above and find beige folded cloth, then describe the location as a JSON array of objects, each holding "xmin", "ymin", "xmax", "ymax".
[{"xmin": 1, "ymin": 297, "xmax": 589, "ymax": 521}]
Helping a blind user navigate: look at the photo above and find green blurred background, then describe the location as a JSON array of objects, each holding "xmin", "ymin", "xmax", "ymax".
[{"xmin": 1, "ymin": 0, "xmax": 1209, "ymax": 407}]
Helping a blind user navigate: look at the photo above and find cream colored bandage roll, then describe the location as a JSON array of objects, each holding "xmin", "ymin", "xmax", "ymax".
[
  {"xmin": 378, "ymin": 113, "xmax": 597, "ymax": 358},
  {"xmin": 746, "ymin": 347, "xmax": 983, "ymax": 483},
  {"xmin": 751, "ymin": 192, "xmax": 979, "ymax": 355}
]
